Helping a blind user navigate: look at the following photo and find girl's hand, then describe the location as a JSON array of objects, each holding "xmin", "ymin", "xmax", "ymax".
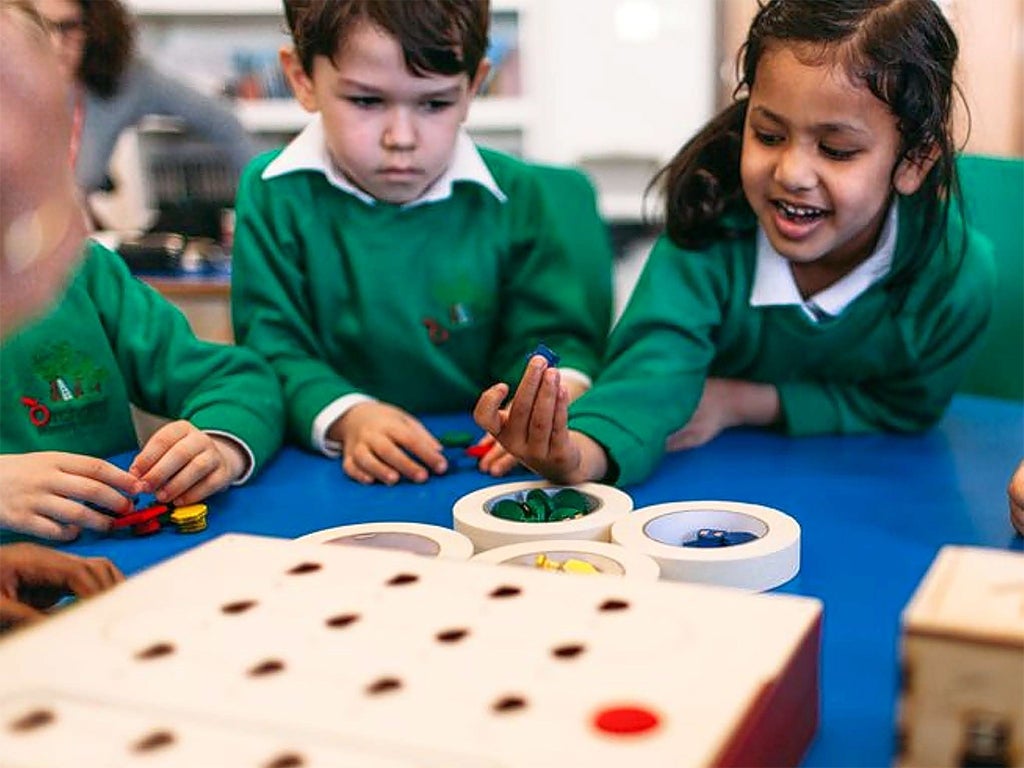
[
  {"xmin": 0, "ymin": 453, "xmax": 142, "ymax": 540},
  {"xmin": 130, "ymin": 420, "xmax": 248, "ymax": 505},
  {"xmin": 0, "ymin": 542, "xmax": 123, "ymax": 631},
  {"xmin": 474, "ymin": 355, "xmax": 606, "ymax": 485},
  {"xmin": 331, "ymin": 402, "xmax": 447, "ymax": 485},
  {"xmin": 476, "ymin": 376, "xmax": 591, "ymax": 478},
  {"xmin": 475, "ymin": 432, "xmax": 519, "ymax": 477},
  {"xmin": 666, "ymin": 378, "xmax": 780, "ymax": 451},
  {"xmin": 1009, "ymin": 460, "xmax": 1024, "ymax": 536}
]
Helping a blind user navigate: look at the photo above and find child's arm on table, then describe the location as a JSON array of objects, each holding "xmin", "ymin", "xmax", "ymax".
[
  {"xmin": 129, "ymin": 420, "xmax": 249, "ymax": 505},
  {"xmin": 474, "ymin": 356, "xmax": 608, "ymax": 485},
  {"xmin": 0, "ymin": 453, "xmax": 142, "ymax": 540},
  {"xmin": 1009, "ymin": 460, "xmax": 1024, "ymax": 536},
  {"xmin": 666, "ymin": 378, "xmax": 780, "ymax": 450},
  {"xmin": 328, "ymin": 402, "xmax": 447, "ymax": 486},
  {"xmin": 0, "ymin": 542, "xmax": 123, "ymax": 630}
]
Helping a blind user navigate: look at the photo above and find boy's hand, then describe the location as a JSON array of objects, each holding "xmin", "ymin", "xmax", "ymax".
[
  {"xmin": 332, "ymin": 402, "xmax": 448, "ymax": 485},
  {"xmin": 0, "ymin": 542, "xmax": 123, "ymax": 631},
  {"xmin": 474, "ymin": 355, "xmax": 606, "ymax": 485},
  {"xmin": 1009, "ymin": 460, "xmax": 1024, "ymax": 536},
  {"xmin": 130, "ymin": 420, "xmax": 247, "ymax": 505},
  {"xmin": 0, "ymin": 453, "xmax": 142, "ymax": 541},
  {"xmin": 666, "ymin": 378, "xmax": 780, "ymax": 451}
]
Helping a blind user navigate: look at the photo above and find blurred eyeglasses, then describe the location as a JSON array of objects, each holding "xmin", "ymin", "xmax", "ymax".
[{"xmin": 42, "ymin": 17, "xmax": 85, "ymax": 42}]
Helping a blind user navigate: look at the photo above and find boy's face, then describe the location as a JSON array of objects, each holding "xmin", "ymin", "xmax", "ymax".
[{"xmin": 284, "ymin": 21, "xmax": 488, "ymax": 205}]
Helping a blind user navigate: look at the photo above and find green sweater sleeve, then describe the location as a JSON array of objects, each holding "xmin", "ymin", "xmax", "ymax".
[
  {"xmin": 84, "ymin": 243, "xmax": 283, "ymax": 474},
  {"xmin": 568, "ymin": 236, "xmax": 725, "ymax": 486},
  {"xmin": 779, "ymin": 230, "xmax": 995, "ymax": 435},
  {"xmin": 231, "ymin": 155, "xmax": 361, "ymax": 448},
  {"xmin": 490, "ymin": 163, "xmax": 613, "ymax": 387}
]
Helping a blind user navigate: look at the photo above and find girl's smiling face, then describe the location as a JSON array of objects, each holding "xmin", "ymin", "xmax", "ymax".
[{"xmin": 740, "ymin": 43, "xmax": 932, "ymax": 282}]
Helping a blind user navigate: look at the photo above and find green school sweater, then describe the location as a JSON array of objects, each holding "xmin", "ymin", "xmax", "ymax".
[
  {"xmin": 571, "ymin": 198, "xmax": 995, "ymax": 486},
  {"xmin": 0, "ymin": 242, "xmax": 283, "ymax": 472},
  {"xmin": 232, "ymin": 147, "xmax": 612, "ymax": 448}
]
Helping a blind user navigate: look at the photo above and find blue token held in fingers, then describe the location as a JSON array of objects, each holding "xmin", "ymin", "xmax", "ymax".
[{"xmin": 528, "ymin": 342, "xmax": 560, "ymax": 367}]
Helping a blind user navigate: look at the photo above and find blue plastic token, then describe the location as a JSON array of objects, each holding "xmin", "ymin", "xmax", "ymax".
[{"xmin": 527, "ymin": 343, "xmax": 560, "ymax": 367}]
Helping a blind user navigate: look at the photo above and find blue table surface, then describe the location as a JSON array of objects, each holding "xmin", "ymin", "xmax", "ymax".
[{"xmin": 55, "ymin": 395, "xmax": 1024, "ymax": 767}]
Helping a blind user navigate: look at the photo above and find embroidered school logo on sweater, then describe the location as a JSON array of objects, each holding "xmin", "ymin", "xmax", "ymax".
[{"xmin": 20, "ymin": 341, "xmax": 111, "ymax": 432}]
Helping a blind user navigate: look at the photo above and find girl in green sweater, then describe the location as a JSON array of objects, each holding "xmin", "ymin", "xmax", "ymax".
[{"xmin": 476, "ymin": 0, "xmax": 993, "ymax": 486}]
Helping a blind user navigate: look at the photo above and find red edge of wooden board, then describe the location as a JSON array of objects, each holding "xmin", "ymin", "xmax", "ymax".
[{"xmin": 714, "ymin": 612, "xmax": 823, "ymax": 767}]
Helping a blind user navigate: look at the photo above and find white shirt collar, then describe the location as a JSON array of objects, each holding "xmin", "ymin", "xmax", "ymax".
[
  {"xmin": 749, "ymin": 200, "xmax": 898, "ymax": 322},
  {"xmin": 261, "ymin": 114, "xmax": 507, "ymax": 208}
]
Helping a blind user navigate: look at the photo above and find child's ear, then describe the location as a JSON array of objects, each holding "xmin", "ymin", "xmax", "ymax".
[
  {"xmin": 893, "ymin": 141, "xmax": 940, "ymax": 196},
  {"xmin": 279, "ymin": 45, "xmax": 318, "ymax": 113},
  {"xmin": 467, "ymin": 59, "xmax": 492, "ymax": 100}
]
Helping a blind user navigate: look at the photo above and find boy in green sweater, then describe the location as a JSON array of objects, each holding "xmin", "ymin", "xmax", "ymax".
[
  {"xmin": 0, "ymin": 5, "xmax": 283, "ymax": 543},
  {"xmin": 231, "ymin": 0, "xmax": 611, "ymax": 486},
  {"xmin": 0, "ymin": 0, "xmax": 122, "ymax": 626},
  {"xmin": 1, "ymin": 242, "xmax": 285, "ymax": 540}
]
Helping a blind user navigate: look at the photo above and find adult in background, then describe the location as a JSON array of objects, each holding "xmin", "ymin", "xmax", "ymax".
[{"xmin": 33, "ymin": 0, "xmax": 257, "ymax": 196}]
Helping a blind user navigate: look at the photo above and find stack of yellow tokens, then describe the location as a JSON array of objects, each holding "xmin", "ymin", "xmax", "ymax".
[{"xmin": 169, "ymin": 504, "xmax": 208, "ymax": 534}]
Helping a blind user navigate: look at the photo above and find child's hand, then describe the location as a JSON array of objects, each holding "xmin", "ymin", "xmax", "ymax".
[
  {"xmin": 332, "ymin": 402, "xmax": 448, "ymax": 485},
  {"xmin": 130, "ymin": 420, "xmax": 248, "ymax": 505},
  {"xmin": 1009, "ymin": 460, "xmax": 1024, "ymax": 536},
  {"xmin": 475, "ymin": 379, "xmax": 589, "ymax": 477},
  {"xmin": 475, "ymin": 433, "xmax": 520, "ymax": 477},
  {"xmin": 666, "ymin": 378, "xmax": 780, "ymax": 451},
  {"xmin": 0, "ymin": 453, "xmax": 142, "ymax": 540},
  {"xmin": 474, "ymin": 355, "xmax": 606, "ymax": 485},
  {"xmin": 0, "ymin": 542, "xmax": 123, "ymax": 631}
]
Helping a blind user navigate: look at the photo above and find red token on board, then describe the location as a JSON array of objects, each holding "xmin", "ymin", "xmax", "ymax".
[{"xmin": 592, "ymin": 705, "xmax": 661, "ymax": 736}]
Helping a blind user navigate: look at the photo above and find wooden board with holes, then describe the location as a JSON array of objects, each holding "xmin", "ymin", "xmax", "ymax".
[{"xmin": 0, "ymin": 534, "xmax": 822, "ymax": 768}]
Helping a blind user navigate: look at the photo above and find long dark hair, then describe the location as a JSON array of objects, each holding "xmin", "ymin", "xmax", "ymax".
[
  {"xmin": 653, "ymin": 0, "xmax": 965, "ymax": 286},
  {"xmin": 77, "ymin": 0, "xmax": 135, "ymax": 98}
]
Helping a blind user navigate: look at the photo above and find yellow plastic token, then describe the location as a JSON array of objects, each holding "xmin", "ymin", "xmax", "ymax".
[
  {"xmin": 560, "ymin": 558, "xmax": 599, "ymax": 575},
  {"xmin": 170, "ymin": 504, "xmax": 208, "ymax": 524},
  {"xmin": 532, "ymin": 553, "xmax": 599, "ymax": 575}
]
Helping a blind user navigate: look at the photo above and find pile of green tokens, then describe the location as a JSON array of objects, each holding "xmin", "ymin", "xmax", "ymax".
[{"xmin": 490, "ymin": 488, "xmax": 591, "ymax": 523}]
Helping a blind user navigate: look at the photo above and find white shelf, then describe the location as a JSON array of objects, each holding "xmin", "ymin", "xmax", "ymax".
[{"xmin": 234, "ymin": 100, "xmax": 309, "ymax": 133}]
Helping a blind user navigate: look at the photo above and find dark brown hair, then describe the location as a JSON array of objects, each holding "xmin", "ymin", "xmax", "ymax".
[
  {"xmin": 76, "ymin": 0, "xmax": 136, "ymax": 98},
  {"xmin": 653, "ymin": 0, "xmax": 965, "ymax": 289},
  {"xmin": 282, "ymin": 0, "xmax": 489, "ymax": 80}
]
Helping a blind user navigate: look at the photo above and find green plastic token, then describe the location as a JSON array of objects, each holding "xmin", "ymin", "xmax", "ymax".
[
  {"xmin": 439, "ymin": 430, "xmax": 474, "ymax": 448},
  {"xmin": 492, "ymin": 499, "xmax": 528, "ymax": 522},
  {"xmin": 552, "ymin": 488, "xmax": 589, "ymax": 514},
  {"xmin": 525, "ymin": 489, "xmax": 554, "ymax": 519},
  {"xmin": 546, "ymin": 507, "xmax": 583, "ymax": 522}
]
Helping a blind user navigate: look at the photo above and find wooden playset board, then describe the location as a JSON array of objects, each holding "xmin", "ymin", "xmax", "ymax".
[{"xmin": 0, "ymin": 534, "xmax": 822, "ymax": 767}]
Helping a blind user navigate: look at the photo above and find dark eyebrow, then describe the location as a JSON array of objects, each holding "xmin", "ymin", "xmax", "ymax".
[
  {"xmin": 420, "ymin": 87, "xmax": 461, "ymax": 100},
  {"xmin": 339, "ymin": 78, "xmax": 383, "ymax": 93},
  {"xmin": 751, "ymin": 106, "xmax": 869, "ymax": 136},
  {"xmin": 338, "ymin": 79, "xmax": 461, "ymax": 101}
]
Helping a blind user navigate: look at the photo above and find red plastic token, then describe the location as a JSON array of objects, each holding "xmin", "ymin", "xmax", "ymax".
[
  {"xmin": 592, "ymin": 705, "xmax": 661, "ymax": 736},
  {"xmin": 109, "ymin": 504, "xmax": 169, "ymax": 530},
  {"xmin": 132, "ymin": 519, "xmax": 162, "ymax": 536},
  {"xmin": 465, "ymin": 445, "xmax": 490, "ymax": 459}
]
